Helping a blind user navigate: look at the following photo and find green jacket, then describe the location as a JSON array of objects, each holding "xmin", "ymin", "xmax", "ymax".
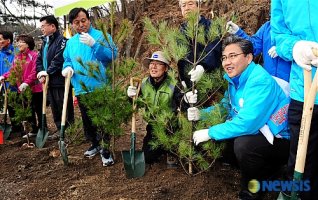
[{"xmin": 141, "ymin": 74, "xmax": 180, "ymax": 113}]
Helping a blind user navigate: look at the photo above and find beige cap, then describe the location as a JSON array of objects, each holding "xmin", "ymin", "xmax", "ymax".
[{"xmin": 145, "ymin": 51, "xmax": 170, "ymax": 67}]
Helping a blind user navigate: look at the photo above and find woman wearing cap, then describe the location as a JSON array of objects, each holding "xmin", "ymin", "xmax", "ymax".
[{"xmin": 127, "ymin": 51, "xmax": 184, "ymax": 166}]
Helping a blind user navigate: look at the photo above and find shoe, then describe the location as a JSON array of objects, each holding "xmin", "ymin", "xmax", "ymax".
[
  {"xmin": 166, "ymin": 153, "xmax": 178, "ymax": 169},
  {"xmin": 22, "ymin": 132, "xmax": 37, "ymax": 139},
  {"xmin": 48, "ymin": 132, "xmax": 59, "ymax": 140},
  {"xmin": 84, "ymin": 145, "xmax": 101, "ymax": 158},
  {"xmin": 100, "ymin": 149, "xmax": 114, "ymax": 167}
]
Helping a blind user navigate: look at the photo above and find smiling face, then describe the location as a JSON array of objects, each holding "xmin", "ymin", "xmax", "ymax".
[
  {"xmin": 180, "ymin": 0, "xmax": 199, "ymax": 18},
  {"xmin": 222, "ymin": 44, "xmax": 252, "ymax": 78},
  {"xmin": 148, "ymin": 61, "xmax": 168, "ymax": 79},
  {"xmin": 17, "ymin": 39, "xmax": 29, "ymax": 53},
  {"xmin": 0, "ymin": 34, "xmax": 10, "ymax": 49},
  {"xmin": 71, "ymin": 11, "xmax": 91, "ymax": 33},
  {"xmin": 40, "ymin": 20, "xmax": 56, "ymax": 36}
]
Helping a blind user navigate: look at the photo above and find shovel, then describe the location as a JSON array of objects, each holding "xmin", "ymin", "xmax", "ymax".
[
  {"xmin": 289, "ymin": 49, "xmax": 318, "ymax": 200},
  {"xmin": 0, "ymin": 82, "xmax": 12, "ymax": 140},
  {"xmin": 122, "ymin": 77, "xmax": 145, "ymax": 179},
  {"xmin": 276, "ymin": 49, "xmax": 318, "ymax": 200},
  {"xmin": 58, "ymin": 71, "xmax": 71, "ymax": 165},
  {"xmin": 36, "ymin": 76, "xmax": 49, "ymax": 148}
]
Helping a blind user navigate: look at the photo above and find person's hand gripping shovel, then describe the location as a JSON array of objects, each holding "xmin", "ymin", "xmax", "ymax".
[
  {"xmin": 278, "ymin": 48, "xmax": 318, "ymax": 200},
  {"xmin": 122, "ymin": 77, "xmax": 145, "ymax": 179}
]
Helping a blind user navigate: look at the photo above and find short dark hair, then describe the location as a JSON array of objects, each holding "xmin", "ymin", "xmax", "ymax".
[
  {"xmin": 222, "ymin": 35, "xmax": 254, "ymax": 55},
  {"xmin": 0, "ymin": 31, "xmax": 13, "ymax": 44},
  {"xmin": 40, "ymin": 15, "xmax": 59, "ymax": 30},
  {"xmin": 16, "ymin": 34, "xmax": 35, "ymax": 50},
  {"xmin": 69, "ymin": 7, "xmax": 89, "ymax": 24}
]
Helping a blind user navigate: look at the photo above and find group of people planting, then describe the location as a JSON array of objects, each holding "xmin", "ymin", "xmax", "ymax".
[{"xmin": 0, "ymin": 0, "xmax": 317, "ymax": 199}]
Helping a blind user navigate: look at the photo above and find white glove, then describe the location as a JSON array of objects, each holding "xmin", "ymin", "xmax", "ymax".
[
  {"xmin": 187, "ymin": 107, "xmax": 200, "ymax": 121},
  {"xmin": 79, "ymin": 32, "xmax": 96, "ymax": 47},
  {"xmin": 193, "ymin": 129, "xmax": 210, "ymax": 145},
  {"xmin": 0, "ymin": 76, "xmax": 5, "ymax": 82},
  {"xmin": 311, "ymin": 58, "xmax": 318, "ymax": 67},
  {"xmin": 268, "ymin": 46, "xmax": 278, "ymax": 58},
  {"xmin": 181, "ymin": 81, "xmax": 187, "ymax": 90},
  {"xmin": 292, "ymin": 40, "xmax": 318, "ymax": 71},
  {"xmin": 18, "ymin": 83, "xmax": 29, "ymax": 92},
  {"xmin": 37, "ymin": 71, "xmax": 48, "ymax": 79},
  {"xmin": 184, "ymin": 90, "xmax": 198, "ymax": 104},
  {"xmin": 62, "ymin": 67, "xmax": 74, "ymax": 77},
  {"xmin": 226, "ymin": 21, "xmax": 239, "ymax": 34},
  {"xmin": 188, "ymin": 65, "xmax": 204, "ymax": 82},
  {"xmin": 127, "ymin": 86, "xmax": 137, "ymax": 98}
]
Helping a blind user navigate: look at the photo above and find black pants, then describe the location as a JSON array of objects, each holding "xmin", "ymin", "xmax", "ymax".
[
  {"xmin": 287, "ymin": 99, "xmax": 318, "ymax": 200},
  {"xmin": 77, "ymin": 94, "xmax": 109, "ymax": 148},
  {"xmin": 233, "ymin": 134, "xmax": 289, "ymax": 191},
  {"xmin": 29, "ymin": 92, "xmax": 43, "ymax": 132},
  {"xmin": 48, "ymin": 87, "xmax": 74, "ymax": 130},
  {"xmin": 142, "ymin": 125, "xmax": 166, "ymax": 164}
]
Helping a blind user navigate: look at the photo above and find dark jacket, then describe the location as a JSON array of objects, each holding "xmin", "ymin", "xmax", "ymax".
[
  {"xmin": 178, "ymin": 16, "xmax": 222, "ymax": 88},
  {"xmin": 36, "ymin": 31, "xmax": 67, "ymax": 87}
]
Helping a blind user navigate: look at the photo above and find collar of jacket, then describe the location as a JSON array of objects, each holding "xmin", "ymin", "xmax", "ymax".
[
  {"xmin": 1, "ymin": 44, "xmax": 14, "ymax": 55},
  {"xmin": 148, "ymin": 72, "xmax": 168, "ymax": 90},
  {"xmin": 17, "ymin": 48, "xmax": 33, "ymax": 58},
  {"xmin": 223, "ymin": 61, "xmax": 257, "ymax": 89},
  {"xmin": 41, "ymin": 31, "xmax": 61, "ymax": 43}
]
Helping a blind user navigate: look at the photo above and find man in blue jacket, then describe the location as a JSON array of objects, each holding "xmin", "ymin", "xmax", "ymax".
[
  {"xmin": 0, "ymin": 31, "xmax": 14, "ymax": 76},
  {"xmin": 36, "ymin": 15, "xmax": 74, "ymax": 140},
  {"xmin": 62, "ymin": 7, "xmax": 117, "ymax": 167},
  {"xmin": 226, "ymin": 20, "xmax": 291, "ymax": 83},
  {"xmin": 178, "ymin": 0, "xmax": 222, "ymax": 89},
  {"xmin": 188, "ymin": 36, "xmax": 290, "ymax": 199},
  {"xmin": 271, "ymin": 1, "xmax": 318, "ymax": 199},
  {"xmin": 0, "ymin": 31, "xmax": 21, "ymax": 134}
]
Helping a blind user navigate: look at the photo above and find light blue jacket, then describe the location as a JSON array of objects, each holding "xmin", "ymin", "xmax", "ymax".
[
  {"xmin": 271, "ymin": 0, "xmax": 318, "ymax": 104},
  {"xmin": 236, "ymin": 21, "xmax": 291, "ymax": 82},
  {"xmin": 0, "ymin": 44, "xmax": 14, "ymax": 75},
  {"xmin": 204, "ymin": 62, "xmax": 290, "ymax": 140},
  {"xmin": 63, "ymin": 26, "xmax": 117, "ymax": 95}
]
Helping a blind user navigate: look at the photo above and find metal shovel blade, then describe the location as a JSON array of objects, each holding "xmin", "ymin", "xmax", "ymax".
[
  {"xmin": 2, "ymin": 125, "xmax": 12, "ymax": 140},
  {"xmin": 58, "ymin": 139, "xmax": 68, "ymax": 165},
  {"xmin": 122, "ymin": 132, "xmax": 145, "ymax": 179},
  {"xmin": 35, "ymin": 127, "xmax": 49, "ymax": 148}
]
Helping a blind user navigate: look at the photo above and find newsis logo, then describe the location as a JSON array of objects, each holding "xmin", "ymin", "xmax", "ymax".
[{"xmin": 248, "ymin": 179, "xmax": 311, "ymax": 193}]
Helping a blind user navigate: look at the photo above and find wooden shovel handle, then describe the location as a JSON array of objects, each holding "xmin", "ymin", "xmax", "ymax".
[
  {"xmin": 294, "ymin": 48, "xmax": 318, "ymax": 173},
  {"xmin": 42, "ymin": 76, "xmax": 49, "ymax": 114},
  {"xmin": 130, "ymin": 77, "xmax": 141, "ymax": 133},
  {"xmin": 61, "ymin": 72, "xmax": 72, "ymax": 127}
]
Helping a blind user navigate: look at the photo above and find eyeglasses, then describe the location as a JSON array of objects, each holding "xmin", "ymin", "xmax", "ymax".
[
  {"xmin": 149, "ymin": 61, "xmax": 165, "ymax": 67},
  {"xmin": 221, "ymin": 53, "xmax": 245, "ymax": 62}
]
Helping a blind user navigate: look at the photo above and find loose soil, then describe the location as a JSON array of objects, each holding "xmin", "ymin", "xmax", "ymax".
[
  {"xmin": 0, "ymin": 1, "xmax": 279, "ymax": 199},
  {"xmin": 0, "ymin": 108, "xmax": 277, "ymax": 200}
]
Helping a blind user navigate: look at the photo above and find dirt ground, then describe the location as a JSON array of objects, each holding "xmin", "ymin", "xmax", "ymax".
[
  {"xmin": 0, "ymin": 1, "xmax": 278, "ymax": 199},
  {"xmin": 0, "ymin": 108, "xmax": 278, "ymax": 200}
]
